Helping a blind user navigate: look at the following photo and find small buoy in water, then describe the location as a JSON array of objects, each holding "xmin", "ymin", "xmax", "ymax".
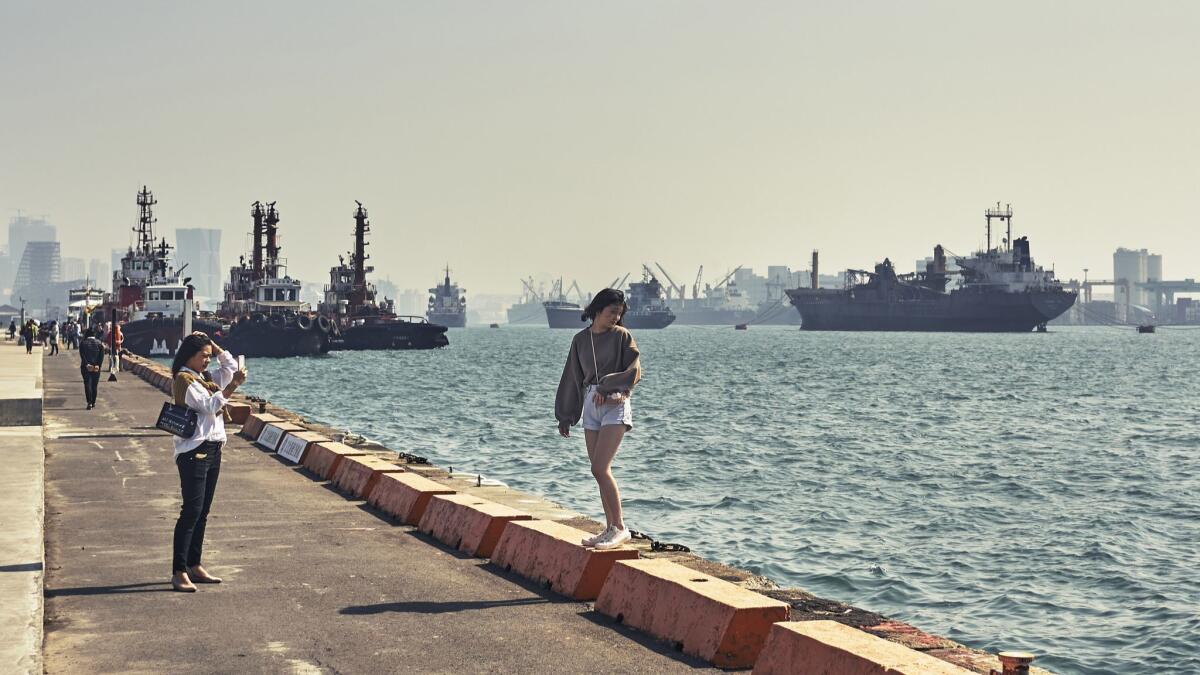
[
  {"xmin": 489, "ymin": 323, "xmax": 499, "ymax": 328},
  {"xmin": 1138, "ymin": 324, "xmax": 1156, "ymax": 333},
  {"xmin": 735, "ymin": 323, "xmax": 748, "ymax": 330}
]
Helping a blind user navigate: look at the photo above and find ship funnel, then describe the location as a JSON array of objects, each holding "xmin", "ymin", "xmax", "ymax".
[
  {"xmin": 811, "ymin": 250, "xmax": 819, "ymax": 289},
  {"xmin": 933, "ymin": 245, "xmax": 946, "ymax": 273}
]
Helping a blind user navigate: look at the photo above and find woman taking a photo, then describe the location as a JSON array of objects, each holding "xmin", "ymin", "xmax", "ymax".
[
  {"xmin": 169, "ymin": 332, "xmax": 246, "ymax": 592},
  {"xmin": 556, "ymin": 288, "xmax": 641, "ymax": 550}
]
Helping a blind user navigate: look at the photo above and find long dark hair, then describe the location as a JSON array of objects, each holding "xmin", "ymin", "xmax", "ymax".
[
  {"xmin": 582, "ymin": 288, "xmax": 627, "ymax": 324},
  {"xmin": 171, "ymin": 333, "xmax": 212, "ymax": 375}
]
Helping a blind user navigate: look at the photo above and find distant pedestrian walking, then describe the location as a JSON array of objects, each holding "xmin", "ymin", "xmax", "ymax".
[
  {"xmin": 78, "ymin": 328, "xmax": 106, "ymax": 410},
  {"xmin": 47, "ymin": 320, "xmax": 60, "ymax": 355},
  {"xmin": 22, "ymin": 320, "xmax": 36, "ymax": 354},
  {"xmin": 7, "ymin": 319, "xmax": 15, "ymax": 341},
  {"xmin": 169, "ymin": 332, "xmax": 246, "ymax": 593},
  {"xmin": 556, "ymin": 288, "xmax": 641, "ymax": 550}
]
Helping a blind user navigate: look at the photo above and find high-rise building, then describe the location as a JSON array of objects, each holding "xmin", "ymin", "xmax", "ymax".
[
  {"xmin": 174, "ymin": 228, "xmax": 222, "ymax": 300},
  {"xmin": 7, "ymin": 215, "xmax": 56, "ymax": 290},
  {"xmin": 62, "ymin": 257, "xmax": 87, "ymax": 281},
  {"xmin": 12, "ymin": 241, "xmax": 62, "ymax": 310},
  {"xmin": 112, "ymin": 248, "xmax": 127, "ymax": 287},
  {"xmin": 88, "ymin": 259, "xmax": 110, "ymax": 286}
]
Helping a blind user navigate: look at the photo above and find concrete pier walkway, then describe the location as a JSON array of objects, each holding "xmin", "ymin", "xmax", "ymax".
[
  {"xmin": 0, "ymin": 342, "xmax": 44, "ymax": 674},
  {"xmin": 39, "ymin": 350, "xmax": 713, "ymax": 673}
]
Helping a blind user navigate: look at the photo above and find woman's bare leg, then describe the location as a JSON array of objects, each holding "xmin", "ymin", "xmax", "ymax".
[
  {"xmin": 590, "ymin": 425, "xmax": 627, "ymax": 530},
  {"xmin": 584, "ymin": 429, "xmax": 613, "ymax": 526}
]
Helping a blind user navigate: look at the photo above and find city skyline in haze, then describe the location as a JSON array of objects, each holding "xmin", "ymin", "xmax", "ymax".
[{"xmin": 3, "ymin": 2, "xmax": 1198, "ymax": 296}]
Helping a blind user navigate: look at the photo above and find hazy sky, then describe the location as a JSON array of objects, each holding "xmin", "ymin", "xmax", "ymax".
[{"xmin": 3, "ymin": 1, "xmax": 1198, "ymax": 295}]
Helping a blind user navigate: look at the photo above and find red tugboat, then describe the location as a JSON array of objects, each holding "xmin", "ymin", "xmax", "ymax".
[
  {"xmin": 319, "ymin": 202, "xmax": 448, "ymax": 350},
  {"xmin": 105, "ymin": 186, "xmax": 222, "ymax": 357},
  {"xmin": 217, "ymin": 201, "xmax": 334, "ymax": 357}
]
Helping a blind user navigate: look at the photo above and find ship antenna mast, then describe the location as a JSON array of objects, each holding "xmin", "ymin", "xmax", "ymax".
[
  {"xmin": 350, "ymin": 201, "xmax": 370, "ymax": 310},
  {"xmin": 135, "ymin": 186, "xmax": 157, "ymax": 255},
  {"xmin": 250, "ymin": 201, "xmax": 265, "ymax": 281},
  {"xmin": 264, "ymin": 201, "xmax": 280, "ymax": 279},
  {"xmin": 984, "ymin": 202, "xmax": 1013, "ymax": 252}
]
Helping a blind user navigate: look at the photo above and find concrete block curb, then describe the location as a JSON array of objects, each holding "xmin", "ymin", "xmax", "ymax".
[
  {"xmin": 300, "ymin": 441, "xmax": 369, "ymax": 480},
  {"xmin": 366, "ymin": 472, "xmax": 456, "ymax": 525},
  {"xmin": 490, "ymin": 519, "xmax": 638, "ymax": 600},
  {"xmin": 752, "ymin": 620, "xmax": 975, "ymax": 675},
  {"xmin": 276, "ymin": 431, "xmax": 330, "ymax": 464},
  {"xmin": 417, "ymin": 493, "xmax": 532, "ymax": 558},
  {"xmin": 331, "ymin": 455, "xmax": 405, "ymax": 499},
  {"xmin": 595, "ymin": 558, "xmax": 789, "ymax": 669},
  {"xmin": 254, "ymin": 422, "xmax": 305, "ymax": 452},
  {"xmin": 240, "ymin": 413, "xmax": 283, "ymax": 440}
]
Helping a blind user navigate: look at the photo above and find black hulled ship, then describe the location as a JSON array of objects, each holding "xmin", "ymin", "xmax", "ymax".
[
  {"xmin": 107, "ymin": 186, "xmax": 222, "ymax": 356},
  {"xmin": 319, "ymin": 202, "xmax": 449, "ymax": 350},
  {"xmin": 544, "ymin": 278, "xmax": 586, "ymax": 328},
  {"xmin": 785, "ymin": 205, "xmax": 1077, "ymax": 332},
  {"xmin": 623, "ymin": 271, "xmax": 676, "ymax": 329},
  {"xmin": 217, "ymin": 202, "xmax": 333, "ymax": 357},
  {"xmin": 427, "ymin": 267, "xmax": 467, "ymax": 327}
]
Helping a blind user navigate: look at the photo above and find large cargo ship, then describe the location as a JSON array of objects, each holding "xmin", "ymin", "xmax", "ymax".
[
  {"xmin": 672, "ymin": 270, "xmax": 758, "ymax": 325},
  {"xmin": 427, "ymin": 267, "xmax": 466, "ymax": 327},
  {"xmin": 319, "ymin": 202, "xmax": 449, "ymax": 350},
  {"xmin": 543, "ymin": 278, "xmax": 587, "ymax": 328},
  {"xmin": 785, "ymin": 205, "xmax": 1077, "ymax": 332},
  {"xmin": 623, "ymin": 272, "xmax": 676, "ymax": 329},
  {"xmin": 217, "ymin": 201, "xmax": 333, "ymax": 357},
  {"xmin": 506, "ymin": 277, "xmax": 545, "ymax": 325}
]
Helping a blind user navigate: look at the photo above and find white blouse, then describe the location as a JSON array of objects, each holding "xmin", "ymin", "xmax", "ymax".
[{"xmin": 173, "ymin": 349, "xmax": 238, "ymax": 456}]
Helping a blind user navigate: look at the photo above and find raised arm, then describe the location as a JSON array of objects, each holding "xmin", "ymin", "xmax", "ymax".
[{"xmin": 209, "ymin": 344, "xmax": 238, "ymax": 389}]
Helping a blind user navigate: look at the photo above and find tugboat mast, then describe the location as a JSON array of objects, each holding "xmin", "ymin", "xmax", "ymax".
[
  {"xmin": 250, "ymin": 201, "xmax": 265, "ymax": 281},
  {"xmin": 350, "ymin": 201, "xmax": 371, "ymax": 311},
  {"xmin": 135, "ymin": 186, "xmax": 158, "ymax": 255},
  {"xmin": 264, "ymin": 202, "xmax": 280, "ymax": 279}
]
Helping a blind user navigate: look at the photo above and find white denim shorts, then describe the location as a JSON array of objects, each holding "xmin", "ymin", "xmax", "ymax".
[{"xmin": 581, "ymin": 384, "xmax": 633, "ymax": 431}]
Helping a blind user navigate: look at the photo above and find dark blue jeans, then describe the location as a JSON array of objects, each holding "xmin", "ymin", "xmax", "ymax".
[{"xmin": 172, "ymin": 441, "xmax": 222, "ymax": 573}]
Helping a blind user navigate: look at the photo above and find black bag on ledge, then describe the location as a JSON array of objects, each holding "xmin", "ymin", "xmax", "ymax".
[{"xmin": 156, "ymin": 402, "xmax": 198, "ymax": 438}]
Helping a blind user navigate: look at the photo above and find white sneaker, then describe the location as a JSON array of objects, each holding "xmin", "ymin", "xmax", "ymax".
[
  {"xmin": 582, "ymin": 526, "xmax": 613, "ymax": 547},
  {"xmin": 594, "ymin": 527, "xmax": 631, "ymax": 550}
]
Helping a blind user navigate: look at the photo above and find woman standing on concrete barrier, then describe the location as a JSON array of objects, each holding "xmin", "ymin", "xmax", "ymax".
[
  {"xmin": 169, "ymin": 332, "xmax": 246, "ymax": 593},
  {"xmin": 556, "ymin": 288, "xmax": 641, "ymax": 550}
]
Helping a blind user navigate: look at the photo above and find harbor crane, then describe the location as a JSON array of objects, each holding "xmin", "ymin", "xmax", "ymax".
[
  {"xmin": 693, "ymin": 265, "xmax": 704, "ymax": 299},
  {"xmin": 567, "ymin": 280, "xmax": 586, "ymax": 303},
  {"xmin": 520, "ymin": 277, "xmax": 543, "ymax": 302},
  {"xmin": 608, "ymin": 272, "xmax": 631, "ymax": 292},
  {"xmin": 712, "ymin": 266, "xmax": 743, "ymax": 292},
  {"xmin": 654, "ymin": 263, "xmax": 686, "ymax": 300}
]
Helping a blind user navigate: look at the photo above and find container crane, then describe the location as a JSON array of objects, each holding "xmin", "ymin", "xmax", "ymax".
[{"xmin": 692, "ymin": 265, "xmax": 704, "ymax": 299}]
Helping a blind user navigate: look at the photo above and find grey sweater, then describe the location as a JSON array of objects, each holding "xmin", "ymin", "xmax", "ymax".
[{"xmin": 555, "ymin": 326, "xmax": 641, "ymax": 425}]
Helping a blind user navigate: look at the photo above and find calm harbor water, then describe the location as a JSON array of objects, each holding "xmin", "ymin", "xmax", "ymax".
[{"xmin": 236, "ymin": 325, "xmax": 1198, "ymax": 675}]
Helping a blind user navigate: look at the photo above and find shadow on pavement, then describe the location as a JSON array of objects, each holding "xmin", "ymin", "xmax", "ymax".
[
  {"xmin": 339, "ymin": 597, "xmax": 547, "ymax": 615},
  {"xmin": 45, "ymin": 582, "xmax": 171, "ymax": 597},
  {"xmin": 0, "ymin": 562, "xmax": 43, "ymax": 572}
]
